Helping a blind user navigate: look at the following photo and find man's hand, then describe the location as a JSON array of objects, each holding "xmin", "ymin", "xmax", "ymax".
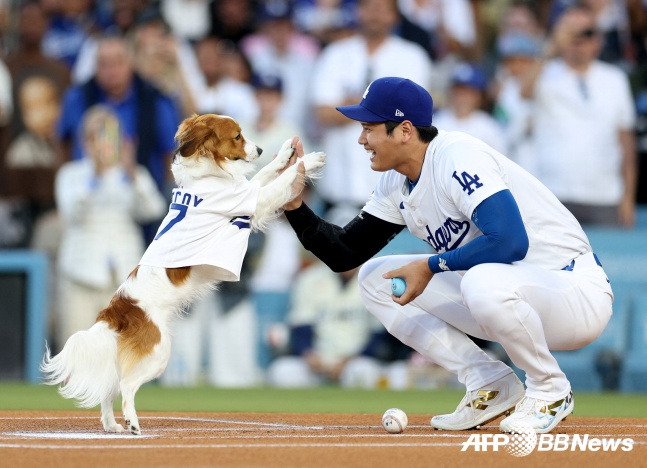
[
  {"xmin": 283, "ymin": 136, "xmax": 306, "ymax": 211},
  {"xmin": 382, "ymin": 258, "xmax": 434, "ymax": 305}
]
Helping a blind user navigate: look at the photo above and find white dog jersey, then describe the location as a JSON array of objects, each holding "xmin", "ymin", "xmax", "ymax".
[
  {"xmin": 139, "ymin": 176, "xmax": 260, "ymax": 281},
  {"xmin": 362, "ymin": 130, "xmax": 591, "ymax": 271}
]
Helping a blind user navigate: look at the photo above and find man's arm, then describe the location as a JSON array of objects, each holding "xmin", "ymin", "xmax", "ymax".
[
  {"xmin": 284, "ymin": 203, "xmax": 404, "ymax": 272},
  {"xmin": 384, "ymin": 189, "xmax": 529, "ymax": 305}
]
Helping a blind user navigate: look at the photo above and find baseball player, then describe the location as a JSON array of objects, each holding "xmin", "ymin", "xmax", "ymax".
[{"xmin": 283, "ymin": 77, "xmax": 613, "ymax": 434}]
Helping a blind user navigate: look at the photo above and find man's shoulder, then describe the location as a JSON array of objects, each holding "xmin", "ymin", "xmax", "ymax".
[{"xmin": 591, "ymin": 60, "xmax": 630, "ymax": 83}]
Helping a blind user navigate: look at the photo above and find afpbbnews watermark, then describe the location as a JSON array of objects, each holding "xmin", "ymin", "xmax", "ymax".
[{"xmin": 461, "ymin": 423, "xmax": 634, "ymax": 457}]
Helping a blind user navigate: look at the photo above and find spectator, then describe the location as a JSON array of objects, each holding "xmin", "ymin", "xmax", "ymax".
[
  {"xmin": 433, "ymin": 62, "xmax": 507, "ymax": 154},
  {"xmin": 293, "ymin": 0, "xmax": 358, "ymax": 46},
  {"xmin": 161, "ymin": 0, "xmax": 212, "ymax": 41},
  {"xmin": 54, "ymin": 105, "xmax": 166, "ymax": 349},
  {"xmin": 130, "ymin": 10, "xmax": 200, "ymax": 118},
  {"xmin": 497, "ymin": 0, "xmax": 545, "ymax": 39},
  {"xmin": 41, "ymin": 0, "xmax": 96, "ymax": 70},
  {"xmin": 57, "ymin": 34, "xmax": 181, "ymax": 196},
  {"xmin": 4, "ymin": 1, "xmax": 71, "ymax": 131},
  {"xmin": 72, "ymin": 0, "xmax": 152, "ymax": 83},
  {"xmin": 492, "ymin": 32, "xmax": 543, "ymax": 172},
  {"xmin": 311, "ymin": 0, "xmax": 433, "ymax": 215},
  {"xmin": 186, "ymin": 37, "xmax": 259, "ymax": 122},
  {"xmin": 521, "ymin": 4, "xmax": 637, "ymax": 227},
  {"xmin": 241, "ymin": 0, "xmax": 320, "ymax": 137},
  {"xmin": 548, "ymin": 0, "xmax": 633, "ymax": 66},
  {"xmin": 0, "ymin": 1, "xmax": 71, "ymax": 250},
  {"xmin": 5, "ymin": 76, "xmax": 60, "ymax": 169},
  {"xmin": 397, "ymin": 0, "xmax": 477, "ymax": 60},
  {"xmin": 267, "ymin": 260, "xmax": 391, "ymax": 388},
  {"xmin": 209, "ymin": 0, "xmax": 257, "ymax": 45}
]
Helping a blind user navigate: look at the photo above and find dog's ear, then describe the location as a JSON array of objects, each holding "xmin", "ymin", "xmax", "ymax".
[{"xmin": 175, "ymin": 114, "xmax": 215, "ymax": 158}]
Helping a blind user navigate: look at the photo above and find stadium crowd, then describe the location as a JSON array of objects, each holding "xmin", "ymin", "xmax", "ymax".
[{"xmin": 0, "ymin": 0, "xmax": 646, "ymax": 389}]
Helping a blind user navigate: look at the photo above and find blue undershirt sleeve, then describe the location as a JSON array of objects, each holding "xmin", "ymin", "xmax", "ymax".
[
  {"xmin": 290, "ymin": 325, "xmax": 314, "ymax": 356},
  {"xmin": 427, "ymin": 189, "xmax": 529, "ymax": 273}
]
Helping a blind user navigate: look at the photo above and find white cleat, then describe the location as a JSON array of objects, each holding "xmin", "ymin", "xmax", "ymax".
[
  {"xmin": 430, "ymin": 372, "xmax": 525, "ymax": 431},
  {"xmin": 500, "ymin": 391, "xmax": 574, "ymax": 434}
]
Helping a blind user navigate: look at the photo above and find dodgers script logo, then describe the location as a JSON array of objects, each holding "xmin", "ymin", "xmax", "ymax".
[{"xmin": 425, "ymin": 217, "xmax": 470, "ymax": 252}]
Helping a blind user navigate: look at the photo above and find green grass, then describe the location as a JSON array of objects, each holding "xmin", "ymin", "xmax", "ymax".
[{"xmin": 0, "ymin": 382, "xmax": 645, "ymax": 418}]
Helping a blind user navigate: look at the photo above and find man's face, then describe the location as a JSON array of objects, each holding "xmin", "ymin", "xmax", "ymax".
[
  {"xmin": 357, "ymin": 0, "xmax": 399, "ymax": 40},
  {"xmin": 358, "ymin": 121, "xmax": 401, "ymax": 172},
  {"xmin": 95, "ymin": 40, "xmax": 134, "ymax": 98},
  {"xmin": 558, "ymin": 10, "xmax": 602, "ymax": 67}
]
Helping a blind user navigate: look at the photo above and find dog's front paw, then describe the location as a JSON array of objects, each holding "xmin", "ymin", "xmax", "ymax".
[
  {"xmin": 300, "ymin": 151, "xmax": 326, "ymax": 176},
  {"xmin": 125, "ymin": 419, "xmax": 141, "ymax": 435},
  {"xmin": 273, "ymin": 138, "xmax": 295, "ymax": 169}
]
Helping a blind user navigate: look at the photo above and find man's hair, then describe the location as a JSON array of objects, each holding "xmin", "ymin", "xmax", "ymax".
[{"xmin": 384, "ymin": 121, "xmax": 438, "ymax": 143}]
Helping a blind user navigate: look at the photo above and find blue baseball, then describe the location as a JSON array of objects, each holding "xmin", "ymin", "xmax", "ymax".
[{"xmin": 391, "ymin": 277, "xmax": 406, "ymax": 297}]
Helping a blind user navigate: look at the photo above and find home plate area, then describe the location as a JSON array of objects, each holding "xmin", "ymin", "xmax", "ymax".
[{"xmin": 0, "ymin": 412, "xmax": 645, "ymax": 467}]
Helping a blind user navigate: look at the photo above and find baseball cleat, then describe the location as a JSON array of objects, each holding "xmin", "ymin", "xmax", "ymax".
[
  {"xmin": 430, "ymin": 372, "xmax": 525, "ymax": 430},
  {"xmin": 499, "ymin": 391, "xmax": 574, "ymax": 434}
]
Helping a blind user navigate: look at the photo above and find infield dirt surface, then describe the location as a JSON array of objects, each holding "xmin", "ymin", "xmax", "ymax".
[{"xmin": 0, "ymin": 411, "xmax": 644, "ymax": 467}]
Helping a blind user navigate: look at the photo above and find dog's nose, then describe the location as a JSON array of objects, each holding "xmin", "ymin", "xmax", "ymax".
[{"xmin": 256, "ymin": 146, "xmax": 263, "ymax": 156}]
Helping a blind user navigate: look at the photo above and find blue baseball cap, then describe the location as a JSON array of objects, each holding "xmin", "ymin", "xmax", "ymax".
[
  {"xmin": 336, "ymin": 77, "xmax": 434, "ymax": 127},
  {"xmin": 252, "ymin": 73, "xmax": 283, "ymax": 92},
  {"xmin": 451, "ymin": 63, "xmax": 487, "ymax": 91}
]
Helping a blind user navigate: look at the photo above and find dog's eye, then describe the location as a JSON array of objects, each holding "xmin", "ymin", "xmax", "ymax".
[{"xmin": 235, "ymin": 134, "xmax": 241, "ymax": 141}]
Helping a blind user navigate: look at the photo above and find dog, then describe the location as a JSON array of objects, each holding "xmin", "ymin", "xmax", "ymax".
[{"xmin": 41, "ymin": 114, "xmax": 325, "ymax": 435}]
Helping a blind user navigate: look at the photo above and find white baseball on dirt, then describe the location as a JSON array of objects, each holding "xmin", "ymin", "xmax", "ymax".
[{"xmin": 382, "ymin": 408, "xmax": 408, "ymax": 434}]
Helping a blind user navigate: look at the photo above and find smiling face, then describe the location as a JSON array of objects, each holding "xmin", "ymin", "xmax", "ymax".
[
  {"xmin": 358, "ymin": 120, "xmax": 429, "ymax": 181},
  {"xmin": 359, "ymin": 121, "xmax": 401, "ymax": 172}
]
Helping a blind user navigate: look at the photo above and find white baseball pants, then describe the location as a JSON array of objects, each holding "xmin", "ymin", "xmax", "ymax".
[{"xmin": 358, "ymin": 252, "xmax": 613, "ymax": 400}]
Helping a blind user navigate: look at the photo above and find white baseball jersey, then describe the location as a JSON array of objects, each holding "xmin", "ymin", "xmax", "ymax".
[
  {"xmin": 532, "ymin": 59, "xmax": 636, "ymax": 204},
  {"xmin": 362, "ymin": 130, "xmax": 591, "ymax": 270},
  {"xmin": 139, "ymin": 176, "xmax": 260, "ymax": 281}
]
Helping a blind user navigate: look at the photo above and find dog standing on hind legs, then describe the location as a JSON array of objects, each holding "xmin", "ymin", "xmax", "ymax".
[{"xmin": 41, "ymin": 113, "xmax": 325, "ymax": 435}]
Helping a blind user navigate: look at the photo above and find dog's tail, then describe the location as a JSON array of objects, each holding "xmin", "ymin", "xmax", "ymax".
[{"xmin": 40, "ymin": 321, "xmax": 120, "ymax": 408}]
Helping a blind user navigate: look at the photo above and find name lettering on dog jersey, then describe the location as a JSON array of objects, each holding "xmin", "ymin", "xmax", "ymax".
[
  {"xmin": 154, "ymin": 189, "xmax": 204, "ymax": 240},
  {"xmin": 172, "ymin": 190, "xmax": 204, "ymax": 207},
  {"xmin": 452, "ymin": 170, "xmax": 483, "ymax": 195},
  {"xmin": 425, "ymin": 217, "xmax": 470, "ymax": 252}
]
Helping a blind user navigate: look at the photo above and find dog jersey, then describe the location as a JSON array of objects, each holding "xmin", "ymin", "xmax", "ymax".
[
  {"xmin": 362, "ymin": 130, "xmax": 591, "ymax": 271},
  {"xmin": 139, "ymin": 176, "xmax": 260, "ymax": 281}
]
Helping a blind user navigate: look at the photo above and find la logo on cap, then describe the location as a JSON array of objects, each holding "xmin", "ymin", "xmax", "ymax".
[{"xmin": 395, "ymin": 109, "xmax": 404, "ymax": 117}]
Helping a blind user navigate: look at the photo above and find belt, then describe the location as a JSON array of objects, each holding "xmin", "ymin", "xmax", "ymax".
[{"xmin": 562, "ymin": 252, "xmax": 602, "ymax": 271}]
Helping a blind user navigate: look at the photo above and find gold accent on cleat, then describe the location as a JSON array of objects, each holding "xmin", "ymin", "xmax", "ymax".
[
  {"xmin": 467, "ymin": 390, "xmax": 500, "ymax": 410},
  {"xmin": 540, "ymin": 398, "xmax": 565, "ymax": 416}
]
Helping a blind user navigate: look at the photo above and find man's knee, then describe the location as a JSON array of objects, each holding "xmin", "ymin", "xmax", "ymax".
[{"xmin": 358, "ymin": 256, "xmax": 390, "ymax": 296}]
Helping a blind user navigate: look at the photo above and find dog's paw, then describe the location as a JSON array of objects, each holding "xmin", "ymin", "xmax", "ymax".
[
  {"xmin": 125, "ymin": 419, "xmax": 141, "ymax": 435},
  {"xmin": 273, "ymin": 138, "xmax": 295, "ymax": 169},
  {"xmin": 300, "ymin": 151, "xmax": 326, "ymax": 176},
  {"xmin": 103, "ymin": 423, "xmax": 125, "ymax": 433}
]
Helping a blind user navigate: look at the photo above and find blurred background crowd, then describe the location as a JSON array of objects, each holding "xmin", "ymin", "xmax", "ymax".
[{"xmin": 0, "ymin": 0, "xmax": 646, "ymax": 390}]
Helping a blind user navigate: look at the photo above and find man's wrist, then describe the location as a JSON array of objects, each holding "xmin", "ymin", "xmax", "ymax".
[{"xmin": 284, "ymin": 197, "xmax": 303, "ymax": 211}]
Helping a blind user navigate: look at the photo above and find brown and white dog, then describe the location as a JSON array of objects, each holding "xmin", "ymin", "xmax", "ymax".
[{"xmin": 41, "ymin": 114, "xmax": 325, "ymax": 435}]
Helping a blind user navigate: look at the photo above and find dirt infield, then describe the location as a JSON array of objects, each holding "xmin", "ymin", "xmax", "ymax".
[{"xmin": 0, "ymin": 411, "xmax": 644, "ymax": 467}]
